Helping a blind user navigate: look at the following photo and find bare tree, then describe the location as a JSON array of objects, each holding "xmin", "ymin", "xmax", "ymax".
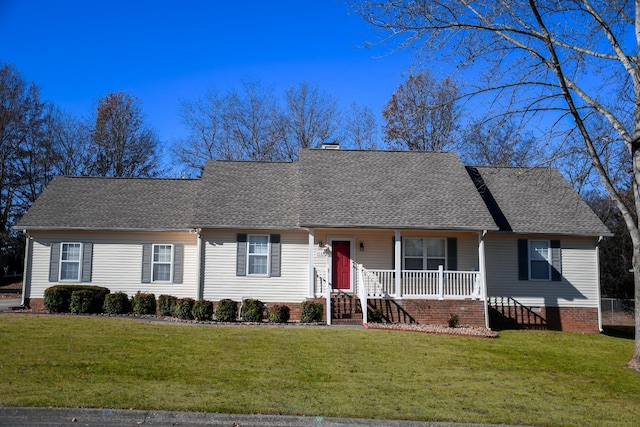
[
  {"xmin": 90, "ymin": 91, "xmax": 160, "ymax": 177},
  {"xmin": 351, "ymin": 1, "xmax": 640, "ymax": 369},
  {"xmin": 0, "ymin": 63, "xmax": 51, "ymax": 260},
  {"xmin": 48, "ymin": 108, "xmax": 92, "ymax": 177},
  {"xmin": 280, "ymin": 82, "xmax": 342, "ymax": 160},
  {"xmin": 343, "ymin": 102, "xmax": 378, "ymax": 150},
  {"xmin": 173, "ymin": 88, "xmax": 236, "ymax": 177},
  {"xmin": 225, "ymin": 79, "xmax": 282, "ymax": 162},
  {"xmin": 382, "ymin": 71, "xmax": 460, "ymax": 151},
  {"xmin": 464, "ymin": 118, "xmax": 539, "ymax": 167}
]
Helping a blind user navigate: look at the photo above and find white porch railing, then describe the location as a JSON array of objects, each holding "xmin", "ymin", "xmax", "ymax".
[{"xmin": 315, "ymin": 264, "xmax": 482, "ymax": 300}]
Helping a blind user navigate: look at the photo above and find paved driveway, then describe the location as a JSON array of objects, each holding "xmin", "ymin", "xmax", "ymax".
[{"xmin": 0, "ymin": 297, "xmax": 21, "ymax": 312}]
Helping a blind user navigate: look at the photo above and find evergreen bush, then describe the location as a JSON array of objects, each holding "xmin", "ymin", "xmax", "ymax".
[
  {"xmin": 175, "ymin": 298, "xmax": 195, "ymax": 320},
  {"xmin": 132, "ymin": 291, "xmax": 156, "ymax": 315},
  {"xmin": 215, "ymin": 299, "xmax": 238, "ymax": 322},
  {"xmin": 44, "ymin": 285, "xmax": 109, "ymax": 313},
  {"xmin": 103, "ymin": 292, "xmax": 130, "ymax": 315},
  {"xmin": 268, "ymin": 305, "xmax": 290, "ymax": 323},
  {"xmin": 158, "ymin": 294, "xmax": 178, "ymax": 316},
  {"xmin": 192, "ymin": 299, "xmax": 214, "ymax": 321},
  {"xmin": 300, "ymin": 301, "xmax": 323, "ymax": 323},
  {"xmin": 241, "ymin": 299, "xmax": 264, "ymax": 322}
]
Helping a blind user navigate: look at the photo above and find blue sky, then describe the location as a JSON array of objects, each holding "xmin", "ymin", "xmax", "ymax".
[{"xmin": 0, "ymin": 0, "xmax": 414, "ymax": 145}]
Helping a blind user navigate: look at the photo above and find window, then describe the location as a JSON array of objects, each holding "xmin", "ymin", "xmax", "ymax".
[
  {"xmin": 152, "ymin": 244, "xmax": 173, "ymax": 282},
  {"xmin": 60, "ymin": 243, "xmax": 82, "ymax": 281},
  {"xmin": 248, "ymin": 235, "xmax": 269, "ymax": 275},
  {"xmin": 403, "ymin": 238, "xmax": 446, "ymax": 270},
  {"xmin": 529, "ymin": 240, "xmax": 550, "ymax": 280}
]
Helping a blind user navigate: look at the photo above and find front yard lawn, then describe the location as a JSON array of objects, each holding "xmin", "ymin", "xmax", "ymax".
[{"xmin": 0, "ymin": 314, "xmax": 638, "ymax": 426}]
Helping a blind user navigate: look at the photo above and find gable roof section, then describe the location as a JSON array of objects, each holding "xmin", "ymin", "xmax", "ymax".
[
  {"xmin": 16, "ymin": 176, "xmax": 199, "ymax": 231},
  {"xmin": 298, "ymin": 149, "xmax": 499, "ymax": 230},
  {"xmin": 190, "ymin": 160, "xmax": 299, "ymax": 229},
  {"xmin": 468, "ymin": 166, "xmax": 611, "ymax": 236}
]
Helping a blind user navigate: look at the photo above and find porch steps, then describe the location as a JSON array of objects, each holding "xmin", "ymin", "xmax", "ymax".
[{"xmin": 331, "ymin": 293, "xmax": 363, "ymax": 325}]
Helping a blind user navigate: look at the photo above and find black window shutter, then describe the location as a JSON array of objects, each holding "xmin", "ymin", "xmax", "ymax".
[
  {"xmin": 550, "ymin": 240, "xmax": 562, "ymax": 282},
  {"xmin": 49, "ymin": 242, "xmax": 60, "ymax": 282},
  {"xmin": 518, "ymin": 239, "xmax": 529, "ymax": 280},
  {"xmin": 81, "ymin": 243, "xmax": 93, "ymax": 282},
  {"xmin": 173, "ymin": 243, "xmax": 184, "ymax": 284},
  {"xmin": 392, "ymin": 236, "xmax": 395, "ymax": 270},
  {"xmin": 236, "ymin": 234, "xmax": 247, "ymax": 276},
  {"xmin": 141, "ymin": 244, "xmax": 152, "ymax": 283},
  {"xmin": 270, "ymin": 234, "xmax": 281, "ymax": 277},
  {"xmin": 447, "ymin": 238, "xmax": 457, "ymax": 271}
]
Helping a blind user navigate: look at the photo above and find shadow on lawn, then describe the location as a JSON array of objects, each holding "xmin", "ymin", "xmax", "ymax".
[{"xmin": 602, "ymin": 325, "xmax": 635, "ymax": 340}]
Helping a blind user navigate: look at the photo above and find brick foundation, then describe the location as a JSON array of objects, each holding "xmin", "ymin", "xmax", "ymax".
[
  {"xmin": 24, "ymin": 298, "xmax": 44, "ymax": 311},
  {"xmin": 489, "ymin": 302, "xmax": 599, "ymax": 333},
  {"xmin": 368, "ymin": 298, "xmax": 486, "ymax": 327},
  {"xmin": 26, "ymin": 296, "xmax": 600, "ymax": 332}
]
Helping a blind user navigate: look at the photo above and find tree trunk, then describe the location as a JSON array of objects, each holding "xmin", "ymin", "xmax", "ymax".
[{"xmin": 631, "ymin": 252, "xmax": 640, "ymax": 371}]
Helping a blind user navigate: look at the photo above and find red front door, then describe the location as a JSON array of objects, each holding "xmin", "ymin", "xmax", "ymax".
[{"xmin": 332, "ymin": 241, "xmax": 351, "ymax": 290}]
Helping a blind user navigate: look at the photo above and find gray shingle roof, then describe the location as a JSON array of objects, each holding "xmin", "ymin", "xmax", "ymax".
[
  {"xmin": 190, "ymin": 160, "xmax": 299, "ymax": 229},
  {"xmin": 16, "ymin": 176, "xmax": 199, "ymax": 231},
  {"xmin": 298, "ymin": 149, "xmax": 499, "ymax": 230},
  {"xmin": 17, "ymin": 150, "xmax": 610, "ymax": 237},
  {"xmin": 468, "ymin": 166, "xmax": 611, "ymax": 236}
]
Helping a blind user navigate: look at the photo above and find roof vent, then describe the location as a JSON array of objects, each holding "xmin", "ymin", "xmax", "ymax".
[{"xmin": 321, "ymin": 142, "xmax": 340, "ymax": 150}]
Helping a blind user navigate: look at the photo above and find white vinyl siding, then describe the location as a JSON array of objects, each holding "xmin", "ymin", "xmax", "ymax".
[
  {"xmin": 485, "ymin": 234, "xmax": 599, "ymax": 308},
  {"xmin": 27, "ymin": 231, "xmax": 198, "ymax": 299},
  {"xmin": 203, "ymin": 230, "xmax": 308, "ymax": 302}
]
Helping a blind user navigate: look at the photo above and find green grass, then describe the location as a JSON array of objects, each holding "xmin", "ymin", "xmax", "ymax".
[{"xmin": 0, "ymin": 315, "xmax": 638, "ymax": 426}]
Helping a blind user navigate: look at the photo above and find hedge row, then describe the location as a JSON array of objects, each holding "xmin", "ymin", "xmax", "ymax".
[{"xmin": 42, "ymin": 286, "xmax": 324, "ymax": 323}]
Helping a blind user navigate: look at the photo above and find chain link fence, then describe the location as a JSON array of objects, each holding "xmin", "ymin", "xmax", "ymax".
[{"xmin": 601, "ymin": 298, "xmax": 635, "ymax": 326}]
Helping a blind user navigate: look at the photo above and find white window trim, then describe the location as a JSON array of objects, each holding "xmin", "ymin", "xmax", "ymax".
[
  {"xmin": 59, "ymin": 242, "xmax": 82, "ymax": 282},
  {"xmin": 528, "ymin": 239, "xmax": 551, "ymax": 281},
  {"xmin": 247, "ymin": 234, "xmax": 270, "ymax": 277},
  {"xmin": 152, "ymin": 243, "xmax": 174, "ymax": 283},
  {"xmin": 403, "ymin": 237, "xmax": 447, "ymax": 271}
]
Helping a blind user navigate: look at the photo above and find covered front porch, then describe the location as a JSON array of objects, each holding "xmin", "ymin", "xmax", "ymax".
[{"xmin": 306, "ymin": 228, "xmax": 489, "ymax": 327}]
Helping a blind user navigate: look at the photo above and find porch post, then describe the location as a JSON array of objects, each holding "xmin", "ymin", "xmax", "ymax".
[
  {"xmin": 308, "ymin": 229, "xmax": 315, "ymax": 298},
  {"xmin": 479, "ymin": 230, "xmax": 490, "ymax": 329},
  {"xmin": 394, "ymin": 230, "xmax": 402, "ymax": 298}
]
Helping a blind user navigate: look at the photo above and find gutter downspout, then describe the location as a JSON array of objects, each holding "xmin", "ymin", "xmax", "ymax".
[
  {"xmin": 479, "ymin": 230, "xmax": 490, "ymax": 329},
  {"xmin": 596, "ymin": 236, "xmax": 603, "ymax": 333},
  {"xmin": 195, "ymin": 228, "xmax": 203, "ymax": 300},
  {"xmin": 21, "ymin": 231, "xmax": 32, "ymax": 307}
]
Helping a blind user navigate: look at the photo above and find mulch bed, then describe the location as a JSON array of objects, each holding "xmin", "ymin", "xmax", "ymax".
[{"xmin": 365, "ymin": 322, "xmax": 500, "ymax": 338}]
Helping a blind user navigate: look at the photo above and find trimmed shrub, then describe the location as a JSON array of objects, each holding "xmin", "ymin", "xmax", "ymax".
[
  {"xmin": 158, "ymin": 294, "xmax": 178, "ymax": 316},
  {"xmin": 103, "ymin": 292, "xmax": 130, "ymax": 315},
  {"xmin": 192, "ymin": 299, "xmax": 214, "ymax": 321},
  {"xmin": 215, "ymin": 299, "xmax": 238, "ymax": 322},
  {"xmin": 70, "ymin": 290, "xmax": 93, "ymax": 314},
  {"xmin": 44, "ymin": 285, "xmax": 109, "ymax": 314},
  {"xmin": 132, "ymin": 291, "xmax": 156, "ymax": 315},
  {"xmin": 268, "ymin": 305, "xmax": 290, "ymax": 324},
  {"xmin": 44, "ymin": 286, "xmax": 72, "ymax": 313},
  {"xmin": 300, "ymin": 301, "xmax": 323, "ymax": 323},
  {"xmin": 368, "ymin": 308, "xmax": 384, "ymax": 323},
  {"xmin": 448, "ymin": 313, "xmax": 460, "ymax": 328},
  {"xmin": 241, "ymin": 299, "xmax": 264, "ymax": 322},
  {"xmin": 175, "ymin": 298, "xmax": 195, "ymax": 320}
]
